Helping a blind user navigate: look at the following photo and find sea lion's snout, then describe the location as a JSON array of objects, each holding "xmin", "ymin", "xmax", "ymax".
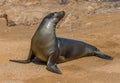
[
  {"xmin": 58, "ymin": 11, "xmax": 65, "ymax": 18},
  {"xmin": 56, "ymin": 11, "xmax": 65, "ymax": 21},
  {"xmin": 59, "ymin": 11, "xmax": 65, "ymax": 16}
]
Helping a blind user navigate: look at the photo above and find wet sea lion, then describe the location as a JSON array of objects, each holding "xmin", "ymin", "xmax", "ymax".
[{"xmin": 10, "ymin": 11, "xmax": 113, "ymax": 74}]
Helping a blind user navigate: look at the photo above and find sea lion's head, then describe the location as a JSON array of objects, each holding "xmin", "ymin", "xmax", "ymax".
[{"xmin": 45, "ymin": 11, "xmax": 65, "ymax": 24}]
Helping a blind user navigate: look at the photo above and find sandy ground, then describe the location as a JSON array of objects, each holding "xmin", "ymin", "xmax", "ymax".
[{"xmin": 0, "ymin": 11, "xmax": 120, "ymax": 83}]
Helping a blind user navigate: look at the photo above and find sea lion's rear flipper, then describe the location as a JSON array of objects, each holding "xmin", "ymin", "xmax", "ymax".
[
  {"xmin": 10, "ymin": 49, "xmax": 35, "ymax": 64},
  {"xmin": 94, "ymin": 51, "xmax": 113, "ymax": 60},
  {"xmin": 9, "ymin": 59, "xmax": 31, "ymax": 63},
  {"xmin": 47, "ymin": 55, "xmax": 62, "ymax": 74}
]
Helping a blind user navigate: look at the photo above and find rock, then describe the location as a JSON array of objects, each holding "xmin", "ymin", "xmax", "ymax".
[
  {"xmin": 0, "ymin": 0, "xmax": 119, "ymax": 27},
  {"xmin": 0, "ymin": 0, "xmax": 6, "ymax": 6}
]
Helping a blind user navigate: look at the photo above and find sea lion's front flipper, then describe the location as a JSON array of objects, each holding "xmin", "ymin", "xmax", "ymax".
[
  {"xmin": 10, "ymin": 48, "xmax": 35, "ymax": 64},
  {"xmin": 47, "ymin": 55, "xmax": 62, "ymax": 74},
  {"xmin": 9, "ymin": 59, "xmax": 31, "ymax": 63}
]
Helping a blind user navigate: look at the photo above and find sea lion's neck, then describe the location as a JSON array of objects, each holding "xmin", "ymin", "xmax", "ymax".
[
  {"xmin": 41, "ymin": 20, "xmax": 56, "ymax": 33},
  {"xmin": 33, "ymin": 20, "xmax": 57, "ymax": 40},
  {"xmin": 44, "ymin": 21, "xmax": 56, "ymax": 30}
]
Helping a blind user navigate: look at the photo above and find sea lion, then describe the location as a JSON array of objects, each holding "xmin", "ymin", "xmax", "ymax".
[{"xmin": 10, "ymin": 11, "xmax": 113, "ymax": 74}]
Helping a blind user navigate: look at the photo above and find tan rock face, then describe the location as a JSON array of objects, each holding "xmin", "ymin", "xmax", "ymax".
[
  {"xmin": 0, "ymin": 0, "xmax": 61, "ymax": 26},
  {"xmin": 0, "ymin": 0, "xmax": 119, "ymax": 26},
  {"xmin": 0, "ymin": 0, "xmax": 6, "ymax": 6}
]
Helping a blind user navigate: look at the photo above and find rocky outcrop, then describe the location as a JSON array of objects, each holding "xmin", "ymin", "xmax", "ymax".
[
  {"xmin": 0, "ymin": 0, "xmax": 62, "ymax": 26},
  {"xmin": 0, "ymin": 0, "xmax": 119, "ymax": 26}
]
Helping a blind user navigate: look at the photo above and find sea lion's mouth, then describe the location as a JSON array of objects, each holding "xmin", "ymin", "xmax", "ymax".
[
  {"xmin": 57, "ymin": 11, "xmax": 65, "ymax": 21},
  {"xmin": 59, "ymin": 11, "xmax": 65, "ymax": 16},
  {"xmin": 58, "ymin": 11, "xmax": 65, "ymax": 18}
]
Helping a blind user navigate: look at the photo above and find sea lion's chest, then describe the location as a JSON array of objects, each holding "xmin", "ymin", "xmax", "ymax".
[{"xmin": 32, "ymin": 36, "xmax": 58, "ymax": 61}]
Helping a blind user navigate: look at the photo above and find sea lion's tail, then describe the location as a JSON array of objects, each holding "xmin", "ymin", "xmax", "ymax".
[
  {"xmin": 94, "ymin": 51, "xmax": 113, "ymax": 60},
  {"xmin": 9, "ymin": 59, "xmax": 31, "ymax": 64}
]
